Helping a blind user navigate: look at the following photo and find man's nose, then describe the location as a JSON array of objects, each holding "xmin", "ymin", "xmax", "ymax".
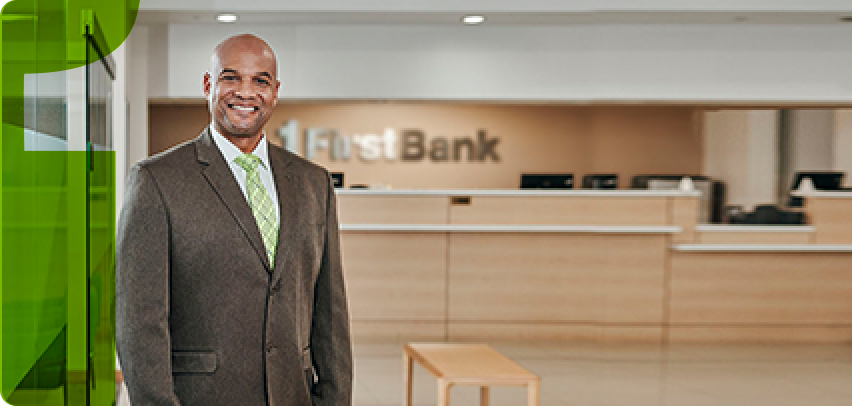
[{"xmin": 234, "ymin": 78, "xmax": 254, "ymax": 98}]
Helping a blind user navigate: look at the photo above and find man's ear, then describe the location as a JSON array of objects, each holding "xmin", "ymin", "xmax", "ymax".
[
  {"xmin": 203, "ymin": 73, "xmax": 212, "ymax": 99},
  {"xmin": 272, "ymin": 80, "xmax": 281, "ymax": 105}
]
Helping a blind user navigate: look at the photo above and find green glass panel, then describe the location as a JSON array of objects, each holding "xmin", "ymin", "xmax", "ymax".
[{"xmin": 0, "ymin": 0, "xmax": 138, "ymax": 405}]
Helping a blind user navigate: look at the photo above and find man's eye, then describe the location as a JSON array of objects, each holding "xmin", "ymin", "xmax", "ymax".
[
  {"xmin": 221, "ymin": 76, "xmax": 238, "ymax": 82},
  {"xmin": 254, "ymin": 78, "xmax": 270, "ymax": 85}
]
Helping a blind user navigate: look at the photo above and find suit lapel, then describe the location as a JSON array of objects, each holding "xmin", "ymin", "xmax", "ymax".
[
  {"xmin": 195, "ymin": 128, "xmax": 272, "ymax": 272},
  {"xmin": 268, "ymin": 146, "xmax": 296, "ymax": 286}
]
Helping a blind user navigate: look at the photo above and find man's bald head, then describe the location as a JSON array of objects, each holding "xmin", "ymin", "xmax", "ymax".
[
  {"xmin": 203, "ymin": 33, "xmax": 281, "ymax": 149},
  {"xmin": 210, "ymin": 34, "xmax": 277, "ymax": 78}
]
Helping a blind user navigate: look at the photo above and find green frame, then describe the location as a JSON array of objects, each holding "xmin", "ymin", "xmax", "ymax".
[{"xmin": 0, "ymin": 1, "xmax": 137, "ymax": 404}]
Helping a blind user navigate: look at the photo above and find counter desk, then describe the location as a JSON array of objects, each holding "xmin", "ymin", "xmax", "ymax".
[{"xmin": 335, "ymin": 189, "xmax": 852, "ymax": 344}]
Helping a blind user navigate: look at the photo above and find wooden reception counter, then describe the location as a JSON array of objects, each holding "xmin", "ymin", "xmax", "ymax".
[{"xmin": 336, "ymin": 189, "xmax": 852, "ymax": 344}]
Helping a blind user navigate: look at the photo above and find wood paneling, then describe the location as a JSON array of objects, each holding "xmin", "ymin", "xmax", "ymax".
[
  {"xmin": 670, "ymin": 253, "xmax": 852, "ymax": 324},
  {"xmin": 449, "ymin": 197, "xmax": 668, "ymax": 225},
  {"xmin": 447, "ymin": 234, "xmax": 667, "ymax": 323},
  {"xmin": 697, "ymin": 232, "xmax": 812, "ymax": 244},
  {"xmin": 668, "ymin": 325, "xmax": 852, "ymax": 344},
  {"xmin": 351, "ymin": 321, "xmax": 445, "ymax": 343},
  {"xmin": 808, "ymin": 198, "xmax": 852, "ymax": 243},
  {"xmin": 448, "ymin": 323, "xmax": 663, "ymax": 343},
  {"xmin": 342, "ymin": 232, "xmax": 447, "ymax": 321},
  {"xmin": 670, "ymin": 196, "xmax": 699, "ymax": 243},
  {"xmin": 337, "ymin": 195, "xmax": 448, "ymax": 224},
  {"xmin": 332, "ymin": 192, "xmax": 852, "ymax": 343},
  {"xmin": 148, "ymin": 104, "xmax": 702, "ymax": 189},
  {"xmin": 148, "ymin": 105, "xmax": 210, "ymax": 154}
]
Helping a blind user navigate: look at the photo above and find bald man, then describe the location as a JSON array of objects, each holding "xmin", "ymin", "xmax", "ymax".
[{"xmin": 116, "ymin": 34, "xmax": 352, "ymax": 406}]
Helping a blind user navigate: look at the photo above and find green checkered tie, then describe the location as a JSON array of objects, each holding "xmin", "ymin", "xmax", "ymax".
[{"xmin": 235, "ymin": 154, "xmax": 278, "ymax": 263}]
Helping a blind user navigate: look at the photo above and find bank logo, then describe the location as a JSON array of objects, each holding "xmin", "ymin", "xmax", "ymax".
[{"xmin": 276, "ymin": 120, "xmax": 500, "ymax": 162}]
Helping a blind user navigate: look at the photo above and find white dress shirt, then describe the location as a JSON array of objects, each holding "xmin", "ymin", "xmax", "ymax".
[{"xmin": 210, "ymin": 125, "xmax": 280, "ymax": 226}]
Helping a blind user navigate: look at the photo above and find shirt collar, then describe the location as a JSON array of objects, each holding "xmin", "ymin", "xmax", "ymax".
[{"xmin": 209, "ymin": 124, "xmax": 272, "ymax": 171}]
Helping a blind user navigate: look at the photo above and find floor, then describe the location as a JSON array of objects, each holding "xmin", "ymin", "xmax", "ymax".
[{"xmin": 353, "ymin": 342, "xmax": 852, "ymax": 406}]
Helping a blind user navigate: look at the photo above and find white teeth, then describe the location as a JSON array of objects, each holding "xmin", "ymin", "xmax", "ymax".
[{"xmin": 230, "ymin": 105, "xmax": 256, "ymax": 112}]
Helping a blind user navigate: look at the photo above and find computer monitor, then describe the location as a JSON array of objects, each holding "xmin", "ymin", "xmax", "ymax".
[
  {"xmin": 630, "ymin": 174, "xmax": 710, "ymax": 189},
  {"xmin": 582, "ymin": 174, "xmax": 618, "ymax": 189},
  {"xmin": 520, "ymin": 174, "xmax": 574, "ymax": 189},
  {"xmin": 791, "ymin": 171, "xmax": 844, "ymax": 191},
  {"xmin": 330, "ymin": 172, "xmax": 344, "ymax": 188}
]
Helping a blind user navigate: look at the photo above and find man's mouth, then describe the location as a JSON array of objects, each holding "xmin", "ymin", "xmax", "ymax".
[{"xmin": 228, "ymin": 104, "xmax": 259, "ymax": 113}]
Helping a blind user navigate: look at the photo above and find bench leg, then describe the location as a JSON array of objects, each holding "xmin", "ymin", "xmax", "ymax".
[
  {"xmin": 437, "ymin": 378, "xmax": 451, "ymax": 406},
  {"xmin": 480, "ymin": 386, "xmax": 490, "ymax": 406},
  {"xmin": 527, "ymin": 380, "xmax": 540, "ymax": 406},
  {"xmin": 403, "ymin": 352, "xmax": 413, "ymax": 406}
]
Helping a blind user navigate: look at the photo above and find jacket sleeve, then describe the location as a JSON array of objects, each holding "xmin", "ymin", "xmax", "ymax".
[
  {"xmin": 116, "ymin": 164, "xmax": 182, "ymax": 405},
  {"xmin": 309, "ymin": 175, "xmax": 353, "ymax": 406}
]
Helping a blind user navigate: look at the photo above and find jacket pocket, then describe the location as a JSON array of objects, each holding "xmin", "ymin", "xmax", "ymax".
[
  {"xmin": 301, "ymin": 347, "xmax": 313, "ymax": 370},
  {"xmin": 172, "ymin": 350, "xmax": 218, "ymax": 374},
  {"xmin": 302, "ymin": 347, "xmax": 318, "ymax": 395}
]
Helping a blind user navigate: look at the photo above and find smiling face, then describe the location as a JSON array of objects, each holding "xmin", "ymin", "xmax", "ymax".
[{"xmin": 203, "ymin": 35, "xmax": 280, "ymax": 142}]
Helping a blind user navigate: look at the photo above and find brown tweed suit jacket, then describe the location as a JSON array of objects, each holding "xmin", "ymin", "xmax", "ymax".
[{"xmin": 116, "ymin": 128, "xmax": 352, "ymax": 406}]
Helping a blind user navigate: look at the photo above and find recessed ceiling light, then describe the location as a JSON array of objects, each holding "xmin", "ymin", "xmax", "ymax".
[
  {"xmin": 216, "ymin": 13, "xmax": 238, "ymax": 23},
  {"xmin": 462, "ymin": 15, "xmax": 485, "ymax": 25}
]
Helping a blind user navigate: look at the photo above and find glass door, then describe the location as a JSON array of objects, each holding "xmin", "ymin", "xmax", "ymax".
[
  {"xmin": 1, "ymin": 6, "xmax": 116, "ymax": 406},
  {"xmin": 2, "ymin": 5, "xmax": 71, "ymax": 405},
  {"xmin": 83, "ymin": 16, "xmax": 115, "ymax": 406}
]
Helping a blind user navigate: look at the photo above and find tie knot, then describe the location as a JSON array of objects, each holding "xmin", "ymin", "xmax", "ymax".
[{"xmin": 235, "ymin": 154, "xmax": 262, "ymax": 172}]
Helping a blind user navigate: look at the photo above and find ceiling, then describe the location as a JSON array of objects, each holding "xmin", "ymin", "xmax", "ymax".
[
  {"xmin": 135, "ymin": 10, "xmax": 852, "ymax": 26},
  {"xmin": 135, "ymin": 0, "xmax": 852, "ymax": 25}
]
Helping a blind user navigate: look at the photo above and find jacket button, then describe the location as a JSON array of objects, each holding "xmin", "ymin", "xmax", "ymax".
[{"xmin": 266, "ymin": 343, "xmax": 276, "ymax": 353}]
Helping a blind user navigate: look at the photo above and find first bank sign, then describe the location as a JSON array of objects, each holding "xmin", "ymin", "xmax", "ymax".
[{"xmin": 276, "ymin": 121, "xmax": 501, "ymax": 162}]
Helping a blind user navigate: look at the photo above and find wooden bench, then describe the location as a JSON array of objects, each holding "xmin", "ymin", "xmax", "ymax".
[{"xmin": 404, "ymin": 343, "xmax": 540, "ymax": 406}]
